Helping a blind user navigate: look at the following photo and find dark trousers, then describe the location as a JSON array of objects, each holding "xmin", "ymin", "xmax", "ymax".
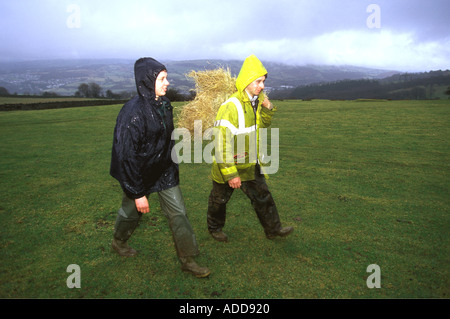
[{"xmin": 207, "ymin": 166, "xmax": 282, "ymax": 237}]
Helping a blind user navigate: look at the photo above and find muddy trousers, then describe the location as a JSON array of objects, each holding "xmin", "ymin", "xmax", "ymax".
[
  {"xmin": 207, "ymin": 168, "xmax": 282, "ymax": 237},
  {"xmin": 113, "ymin": 185, "xmax": 199, "ymax": 258}
]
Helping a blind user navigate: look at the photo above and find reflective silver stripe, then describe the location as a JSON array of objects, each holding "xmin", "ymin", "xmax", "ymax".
[
  {"xmin": 216, "ymin": 97, "xmax": 256, "ymax": 135},
  {"xmin": 214, "ymin": 119, "xmax": 238, "ymax": 135},
  {"xmin": 226, "ymin": 97, "xmax": 245, "ymax": 130}
]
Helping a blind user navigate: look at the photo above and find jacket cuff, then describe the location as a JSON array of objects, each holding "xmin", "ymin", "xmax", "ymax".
[
  {"xmin": 220, "ymin": 166, "xmax": 239, "ymax": 182},
  {"xmin": 123, "ymin": 187, "xmax": 147, "ymax": 200},
  {"xmin": 261, "ymin": 104, "xmax": 276, "ymax": 113}
]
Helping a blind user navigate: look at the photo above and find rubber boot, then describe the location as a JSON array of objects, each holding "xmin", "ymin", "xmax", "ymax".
[
  {"xmin": 180, "ymin": 257, "xmax": 211, "ymax": 278},
  {"xmin": 112, "ymin": 238, "xmax": 137, "ymax": 257},
  {"xmin": 266, "ymin": 226, "xmax": 294, "ymax": 239},
  {"xmin": 112, "ymin": 219, "xmax": 139, "ymax": 257},
  {"xmin": 210, "ymin": 230, "xmax": 228, "ymax": 242}
]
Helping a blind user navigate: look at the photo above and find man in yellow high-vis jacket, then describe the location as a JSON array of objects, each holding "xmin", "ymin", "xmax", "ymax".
[{"xmin": 207, "ymin": 55, "xmax": 293, "ymax": 242}]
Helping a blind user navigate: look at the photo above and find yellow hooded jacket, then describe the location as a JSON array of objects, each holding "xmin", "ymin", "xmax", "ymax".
[{"xmin": 211, "ymin": 55, "xmax": 276, "ymax": 183}]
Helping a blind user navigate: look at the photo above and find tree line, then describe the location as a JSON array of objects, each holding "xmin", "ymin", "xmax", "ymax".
[
  {"xmin": 285, "ymin": 70, "xmax": 450, "ymax": 100},
  {"xmin": 74, "ymin": 82, "xmax": 194, "ymax": 101}
]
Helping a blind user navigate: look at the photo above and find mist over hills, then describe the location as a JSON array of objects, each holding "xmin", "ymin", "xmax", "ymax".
[{"xmin": 0, "ymin": 59, "xmax": 398, "ymax": 97}]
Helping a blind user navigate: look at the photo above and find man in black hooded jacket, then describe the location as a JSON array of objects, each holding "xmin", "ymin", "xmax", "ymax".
[{"xmin": 110, "ymin": 57, "xmax": 210, "ymax": 278}]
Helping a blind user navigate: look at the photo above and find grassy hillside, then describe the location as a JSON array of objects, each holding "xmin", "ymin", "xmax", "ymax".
[
  {"xmin": 0, "ymin": 100, "xmax": 448, "ymax": 299},
  {"xmin": 288, "ymin": 71, "xmax": 450, "ymax": 100}
]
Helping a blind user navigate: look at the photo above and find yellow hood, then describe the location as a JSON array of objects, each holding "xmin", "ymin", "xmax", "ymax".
[{"xmin": 235, "ymin": 55, "xmax": 268, "ymax": 93}]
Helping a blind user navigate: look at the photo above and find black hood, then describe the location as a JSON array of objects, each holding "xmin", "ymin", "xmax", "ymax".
[{"xmin": 134, "ymin": 57, "xmax": 167, "ymax": 99}]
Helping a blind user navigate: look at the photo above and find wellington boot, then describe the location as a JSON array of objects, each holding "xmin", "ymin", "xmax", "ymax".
[
  {"xmin": 180, "ymin": 257, "xmax": 211, "ymax": 278},
  {"xmin": 266, "ymin": 226, "xmax": 294, "ymax": 239},
  {"xmin": 112, "ymin": 238, "xmax": 138, "ymax": 257},
  {"xmin": 210, "ymin": 230, "xmax": 228, "ymax": 242}
]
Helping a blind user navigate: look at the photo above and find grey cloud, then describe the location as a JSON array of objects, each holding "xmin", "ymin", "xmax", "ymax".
[{"xmin": 0, "ymin": 0, "xmax": 449, "ymax": 71}]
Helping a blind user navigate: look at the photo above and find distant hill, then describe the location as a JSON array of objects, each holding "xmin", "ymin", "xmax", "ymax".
[
  {"xmin": 288, "ymin": 69, "xmax": 450, "ymax": 100},
  {"xmin": 0, "ymin": 59, "xmax": 398, "ymax": 97},
  {"xmin": 0, "ymin": 59, "xmax": 136, "ymax": 96}
]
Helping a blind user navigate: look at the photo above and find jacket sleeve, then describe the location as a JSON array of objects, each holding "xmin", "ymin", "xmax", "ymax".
[
  {"xmin": 258, "ymin": 102, "xmax": 276, "ymax": 128},
  {"xmin": 214, "ymin": 103, "xmax": 240, "ymax": 182},
  {"xmin": 115, "ymin": 116, "xmax": 147, "ymax": 199}
]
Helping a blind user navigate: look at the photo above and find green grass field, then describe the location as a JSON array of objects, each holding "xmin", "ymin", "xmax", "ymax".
[{"xmin": 0, "ymin": 99, "xmax": 448, "ymax": 298}]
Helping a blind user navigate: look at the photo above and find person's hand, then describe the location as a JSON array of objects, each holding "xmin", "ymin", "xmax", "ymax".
[
  {"xmin": 228, "ymin": 176, "xmax": 241, "ymax": 189},
  {"xmin": 262, "ymin": 97, "xmax": 273, "ymax": 109},
  {"xmin": 135, "ymin": 196, "xmax": 150, "ymax": 213}
]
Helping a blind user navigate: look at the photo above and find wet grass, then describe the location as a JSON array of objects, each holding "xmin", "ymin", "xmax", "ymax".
[{"xmin": 0, "ymin": 99, "xmax": 449, "ymax": 298}]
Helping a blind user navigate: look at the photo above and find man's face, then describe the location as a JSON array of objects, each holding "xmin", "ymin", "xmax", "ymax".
[
  {"xmin": 245, "ymin": 75, "xmax": 266, "ymax": 97},
  {"xmin": 155, "ymin": 70, "xmax": 169, "ymax": 98}
]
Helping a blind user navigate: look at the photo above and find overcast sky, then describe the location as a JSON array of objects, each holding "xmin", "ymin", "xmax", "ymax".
[{"xmin": 1, "ymin": 0, "xmax": 449, "ymax": 71}]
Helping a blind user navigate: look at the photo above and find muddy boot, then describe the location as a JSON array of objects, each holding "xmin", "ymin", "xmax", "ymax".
[
  {"xmin": 112, "ymin": 219, "xmax": 139, "ymax": 257},
  {"xmin": 210, "ymin": 230, "xmax": 228, "ymax": 242},
  {"xmin": 112, "ymin": 238, "xmax": 138, "ymax": 257},
  {"xmin": 266, "ymin": 226, "xmax": 294, "ymax": 239},
  {"xmin": 180, "ymin": 257, "xmax": 211, "ymax": 278}
]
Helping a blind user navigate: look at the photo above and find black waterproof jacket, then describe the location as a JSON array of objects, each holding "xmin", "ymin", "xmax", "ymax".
[{"xmin": 110, "ymin": 58, "xmax": 179, "ymax": 199}]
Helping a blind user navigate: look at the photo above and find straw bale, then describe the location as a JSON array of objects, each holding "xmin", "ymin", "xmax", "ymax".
[{"xmin": 176, "ymin": 67, "xmax": 237, "ymax": 134}]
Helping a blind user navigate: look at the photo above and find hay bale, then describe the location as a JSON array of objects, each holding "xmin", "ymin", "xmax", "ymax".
[{"xmin": 176, "ymin": 67, "xmax": 237, "ymax": 134}]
